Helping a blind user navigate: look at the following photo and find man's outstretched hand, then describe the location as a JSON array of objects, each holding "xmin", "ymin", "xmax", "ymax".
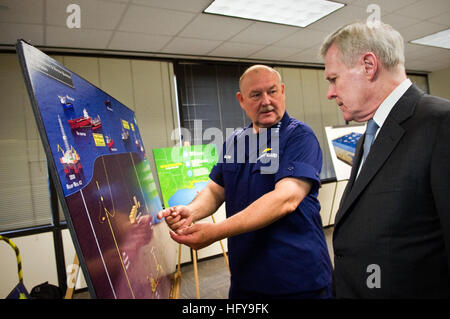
[
  {"xmin": 157, "ymin": 205, "xmax": 194, "ymax": 234},
  {"xmin": 157, "ymin": 206, "xmax": 218, "ymax": 250}
]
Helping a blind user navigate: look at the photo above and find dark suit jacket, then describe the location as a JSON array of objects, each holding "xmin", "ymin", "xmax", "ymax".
[{"xmin": 333, "ymin": 84, "xmax": 450, "ymax": 298}]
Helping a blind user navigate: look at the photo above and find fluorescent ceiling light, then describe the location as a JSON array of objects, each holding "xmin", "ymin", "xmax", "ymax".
[
  {"xmin": 410, "ymin": 29, "xmax": 450, "ymax": 50},
  {"xmin": 204, "ymin": 0, "xmax": 345, "ymax": 28}
]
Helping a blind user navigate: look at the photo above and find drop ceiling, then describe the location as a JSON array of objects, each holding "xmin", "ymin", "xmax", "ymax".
[{"xmin": 0, "ymin": 0, "xmax": 449, "ymax": 72}]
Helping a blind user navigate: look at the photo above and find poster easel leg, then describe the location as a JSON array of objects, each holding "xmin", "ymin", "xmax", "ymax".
[
  {"xmin": 170, "ymin": 244, "xmax": 182, "ymax": 299},
  {"xmin": 65, "ymin": 254, "xmax": 80, "ymax": 299},
  {"xmin": 192, "ymin": 249, "xmax": 200, "ymax": 299}
]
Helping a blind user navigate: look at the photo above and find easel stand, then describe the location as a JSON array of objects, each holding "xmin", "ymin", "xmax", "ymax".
[
  {"xmin": 65, "ymin": 254, "xmax": 80, "ymax": 299},
  {"xmin": 189, "ymin": 214, "xmax": 230, "ymax": 299}
]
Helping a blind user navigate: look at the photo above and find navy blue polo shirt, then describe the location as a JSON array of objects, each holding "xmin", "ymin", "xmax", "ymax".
[{"xmin": 209, "ymin": 112, "xmax": 332, "ymax": 295}]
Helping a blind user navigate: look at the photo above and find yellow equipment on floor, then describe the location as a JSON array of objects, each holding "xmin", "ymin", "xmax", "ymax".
[{"xmin": 1, "ymin": 235, "xmax": 29, "ymax": 299}]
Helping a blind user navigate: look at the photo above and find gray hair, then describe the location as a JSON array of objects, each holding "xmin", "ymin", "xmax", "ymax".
[
  {"xmin": 319, "ymin": 21, "xmax": 405, "ymax": 70},
  {"xmin": 239, "ymin": 65, "xmax": 282, "ymax": 92}
]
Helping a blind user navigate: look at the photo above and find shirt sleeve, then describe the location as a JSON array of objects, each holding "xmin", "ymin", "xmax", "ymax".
[
  {"xmin": 274, "ymin": 126, "xmax": 323, "ymax": 193},
  {"xmin": 209, "ymin": 161, "xmax": 224, "ymax": 187},
  {"xmin": 209, "ymin": 134, "xmax": 230, "ymax": 187}
]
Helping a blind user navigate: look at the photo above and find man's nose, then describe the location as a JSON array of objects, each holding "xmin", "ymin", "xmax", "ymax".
[
  {"xmin": 261, "ymin": 92, "xmax": 271, "ymax": 105},
  {"xmin": 327, "ymin": 85, "xmax": 336, "ymax": 100}
]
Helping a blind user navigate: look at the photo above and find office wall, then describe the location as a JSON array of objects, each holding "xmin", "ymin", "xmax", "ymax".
[{"xmin": 429, "ymin": 67, "xmax": 450, "ymax": 100}]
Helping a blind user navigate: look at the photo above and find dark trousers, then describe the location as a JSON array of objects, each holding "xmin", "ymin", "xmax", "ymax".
[{"xmin": 229, "ymin": 284, "xmax": 332, "ymax": 299}]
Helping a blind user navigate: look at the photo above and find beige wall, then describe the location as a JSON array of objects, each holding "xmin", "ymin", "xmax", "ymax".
[{"xmin": 428, "ymin": 67, "xmax": 450, "ymax": 100}]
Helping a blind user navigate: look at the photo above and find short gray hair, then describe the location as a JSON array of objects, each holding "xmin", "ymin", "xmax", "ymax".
[{"xmin": 319, "ymin": 21, "xmax": 405, "ymax": 70}]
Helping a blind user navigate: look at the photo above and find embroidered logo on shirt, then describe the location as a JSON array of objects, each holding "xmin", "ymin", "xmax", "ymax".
[{"xmin": 257, "ymin": 148, "xmax": 278, "ymax": 162}]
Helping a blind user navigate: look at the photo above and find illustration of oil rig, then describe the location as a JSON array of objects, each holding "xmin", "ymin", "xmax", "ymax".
[
  {"xmin": 96, "ymin": 180, "xmax": 115, "ymax": 224},
  {"xmin": 57, "ymin": 115, "xmax": 82, "ymax": 175},
  {"xmin": 67, "ymin": 108, "xmax": 102, "ymax": 131},
  {"xmin": 121, "ymin": 128, "xmax": 130, "ymax": 141},
  {"xmin": 105, "ymin": 135, "xmax": 115, "ymax": 150},
  {"xmin": 129, "ymin": 196, "xmax": 141, "ymax": 224},
  {"xmin": 147, "ymin": 247, "xmax": 164, "ymax": 294}
]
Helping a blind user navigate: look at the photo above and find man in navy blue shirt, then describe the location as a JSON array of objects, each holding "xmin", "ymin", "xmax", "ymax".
[{"xmin": 158, "ymin": 65, "xmax": 332, "ymax": 298}]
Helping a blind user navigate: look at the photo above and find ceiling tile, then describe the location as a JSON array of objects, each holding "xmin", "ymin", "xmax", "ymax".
[
  {"xmin": 249, "ymin": 45, "xmax": 301, "ymax": 61},
  {"xmin": 308, "ymin": 4, "xmax": 367, "ymax": 33},
  {"xmin": 0, "ymin": 22, "xmax": 44, "ymax": 45},
  {"xmin": 395, "ymin": 0, "xmax": 450, "ymax": 20},
  {"xmin": 0, "ymin": 0, "xmax": 44, "ymax": 24},
  {"xmin": 381, "ymin": 13, "xmax": 421, "ymax": 30},
  {"xmin": 0, "ymin": 0, "xmax": 447, "ymax": 73},
  {"xmin": 46, "ymin": 0, "xmax": 127, "ymax": 30},
  {"xmin": 428, "ymin": 12, "xmax": 450, "ymax": 27},
  {"xmin": 274, "ymin": 29, "xmax": 330, "ymax": 50},
  {"xmin": 229, "ymin": 22, "xmax": 299, "ymax": 45},
  {"xmin": 131, "ymin": 0, "xmax": 211, "ymax": 13},
  {"xmin": 416, "ymin": 49, "xmax": 450, "ymax": 63},
  {"xmin": 399, "ymin": 21, "xmax": 447, "ymax": 41},
  {"xmin": 46, "ymin": 26, "xmax": 112, "ymax": 49},
  {"xmin": 405, "ymin": 58, "xmax": 430, "ymax": 71},
  {"xmin": 285, "ymin": 45, "xmax": 323, "ymax": 64},
  {"xmin": 179, "ymin": 13, "xmax": 252, "ymax": 41},
  {"xmin": 405, "ymin": 43, "xmax": 448, "ymax": 60},
  {"xmin": 335, "ymin": 0, "xmax": 359, "ymax": 3},
  {"xmin": 351, "ymin": 0, "xmax": 420, "ymax": 13},
  {"xmin": 162, "ymin": 37, "xmax": 222, "ymax": 55},
  {"xmin": 406, "ymin": 58, "xmax": 449, "ymax": 72},
  {"xmin": 208, "ymin": 41, "xmax": 265, "ymax": 58},
  {"xmin": 118, "ymin": 5, "xmax": 195, "ymax": 36},
  {"xmin": 108, "ymin": 31, "xmax": 172, "ymax": 52}
]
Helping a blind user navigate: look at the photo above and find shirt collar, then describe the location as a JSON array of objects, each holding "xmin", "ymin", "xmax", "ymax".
[
  {"xmin": 247, "ymin": 111, "xmax": 289, "ymax": 133},
  {"xmin": 372, "ymin": 78, "xmax": 412, "ymax": 130}
]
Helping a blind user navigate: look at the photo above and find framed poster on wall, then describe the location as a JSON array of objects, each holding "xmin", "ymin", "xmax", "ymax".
[{"xmin": 16, "ymin": 40, "xmax": 176, "ymax": 299}]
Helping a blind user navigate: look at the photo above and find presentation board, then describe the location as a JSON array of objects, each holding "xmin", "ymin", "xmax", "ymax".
[
  {"xmin": 153, "ymin": 144, "xmax": 218, "ymax": 208},
  {"xmin": 16, "ymin": 40, "xmax": 174, "ymax": 299},
  {"xmin": 325, "ymin": 124, "xmax": 366, "ymax": 181}
]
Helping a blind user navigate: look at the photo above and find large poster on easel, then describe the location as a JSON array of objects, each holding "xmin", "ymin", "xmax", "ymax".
[
  {"xmin": 325, "ymin": 124, "xmax": 366, "ymax": 181},
  {"xmin": 16, "ymin": 40, "xmax": 174, "ymax": 299}
]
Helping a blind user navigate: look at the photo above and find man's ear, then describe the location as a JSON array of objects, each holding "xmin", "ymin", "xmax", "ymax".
[
  {"xmin": 361, "ymin": 52, "xmax": 378, "ymax": 80},
  {"xmin": 236, "ymin": 91, "xmax": 244, "ymax": 109}
]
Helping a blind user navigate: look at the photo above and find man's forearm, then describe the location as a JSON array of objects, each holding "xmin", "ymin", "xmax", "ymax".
[
  {"xmin": 188, "ymin": 180, "xmax": 225, "ymax": 222},
  {"xmin": 214, "ymin": 177, "xmax": 311, "ymax": 239}
]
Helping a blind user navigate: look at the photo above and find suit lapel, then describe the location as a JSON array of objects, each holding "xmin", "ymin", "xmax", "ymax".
[{"xmin": 334, "ymin": 84, "xmax": 423, "ymax": 227}]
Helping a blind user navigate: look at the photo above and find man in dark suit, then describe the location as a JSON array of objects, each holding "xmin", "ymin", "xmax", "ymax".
[{"xmin": 320, "ymin": 22, "xmax": 450, "ymax": 298}]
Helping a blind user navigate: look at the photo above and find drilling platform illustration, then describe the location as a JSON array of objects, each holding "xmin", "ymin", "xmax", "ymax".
[
  {"xmin": 68, "ymin": 108, "xmax": 102, "ymax": 131},
  {"xmin": 57, "ymin": 115, "xmax": 82, "ymax": 175}
]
